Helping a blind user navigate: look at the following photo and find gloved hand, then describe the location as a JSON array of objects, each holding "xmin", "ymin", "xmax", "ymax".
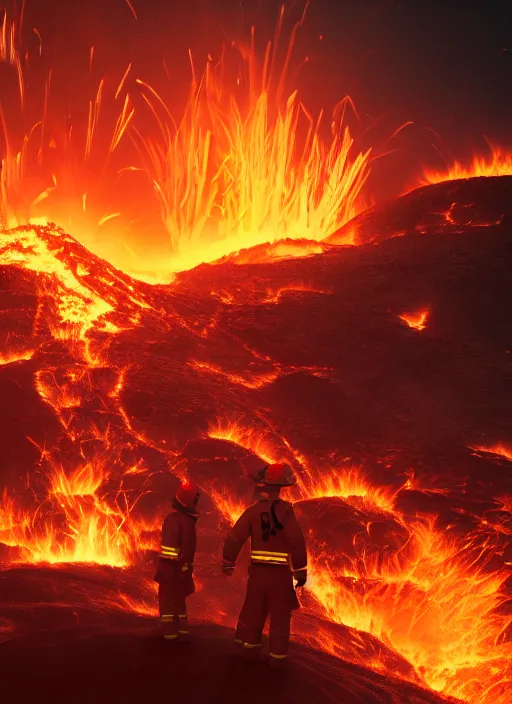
[
  {"xmin": 181, "ymin": 563, "xmax": 193, "ymax": 574},
  {"xmin": 293, "ymin": 569, "xmax": 307, "ymax": 588}
]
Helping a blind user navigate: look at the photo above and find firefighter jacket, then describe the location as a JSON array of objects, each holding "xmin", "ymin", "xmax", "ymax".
[
  {"xmin": 154, "ymin": 503, "xmax": 197, "ymax": 595},
  {"xmin": 222, "ymin": 497, "xmax": 307, "ymax": 572}
]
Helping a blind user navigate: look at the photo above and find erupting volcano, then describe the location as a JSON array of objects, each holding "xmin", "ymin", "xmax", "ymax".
[{"xmin": 1, "ymin": 2, "xmax": 511, "ymax": 704}]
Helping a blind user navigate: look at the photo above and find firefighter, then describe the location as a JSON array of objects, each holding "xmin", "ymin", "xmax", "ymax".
[
  {"xmin": 231, "ymin": 462, "xmax": 272, "ymax": 644},
  {"xmin": 154, "ymin": 482, "xmax": 200, "ymax": 640},
  {"xmin": 221, "ymin": 463, "xmax": 307, "ymax": 668}
]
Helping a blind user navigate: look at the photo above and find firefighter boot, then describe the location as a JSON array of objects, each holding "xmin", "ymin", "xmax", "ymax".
[{"xmin": 160, "ymin": 613, "xmax": 179, "ymax": 641}]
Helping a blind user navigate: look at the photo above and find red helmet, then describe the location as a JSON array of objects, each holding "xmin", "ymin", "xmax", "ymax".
[
  {"xmin": 262, "ymin": 463, "xmax": 296, "ymax": 487},
  {"xmin": 243, "ymin": 459, "xmax": 269, "ymax": 484},
  {"xmin": 175, "ymin": 482, "xmax": 201, "ymax": 514}
]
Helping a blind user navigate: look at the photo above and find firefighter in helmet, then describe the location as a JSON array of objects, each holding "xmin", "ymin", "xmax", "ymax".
[
  {"xmin": 221, "ymin": 462, "xmax": 307, "ymax": 668},
  {"xmin": 154, "ymin": 481, "xmax": 200, "ymax": 640},
  {"xmin": 230, "ymin": 460, "xmax": 273, "ymax": 643}
]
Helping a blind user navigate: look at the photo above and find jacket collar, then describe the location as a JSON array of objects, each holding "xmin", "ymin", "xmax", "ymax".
[
  {"xmin": 253, "ymin": 485, "xmax": 281, "ymax": 502},
  {"xmin": 172, "ymin": 498, "xmax": 199, "ymax": 521}
]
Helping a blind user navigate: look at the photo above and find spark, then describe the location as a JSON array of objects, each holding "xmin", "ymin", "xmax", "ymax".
[{"xmin": 124, "ymin": 0, "xmax": 138, "ymax": 20}]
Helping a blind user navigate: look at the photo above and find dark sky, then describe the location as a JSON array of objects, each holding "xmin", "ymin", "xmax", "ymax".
[{"xmin": 6, "ymin": 0, "xmax": 512, "ymax": 194}]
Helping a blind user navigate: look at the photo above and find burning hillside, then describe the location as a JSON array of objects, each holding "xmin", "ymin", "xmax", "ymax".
[{"xmin": 1, "ymin": 3, "xmax": 511, "ymax": 704}]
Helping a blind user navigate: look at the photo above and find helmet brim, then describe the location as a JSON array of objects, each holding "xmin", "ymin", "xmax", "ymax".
[{"xmin": 263, "ymin": 477, "xmax": 297, "ymax": 487}]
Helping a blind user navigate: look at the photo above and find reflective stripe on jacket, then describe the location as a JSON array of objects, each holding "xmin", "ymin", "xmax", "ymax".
[
  {"xmin": 222, "ymin": 498, "xmax": 307, "ymax": 571},
  {"xmin": 154, "ymin": 508, "xmax": 197, "ymax": 584}
]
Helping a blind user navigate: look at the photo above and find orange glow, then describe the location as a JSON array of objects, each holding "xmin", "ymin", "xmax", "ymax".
[
  {"xmin": 398, "ymin": 308, "xmax": 429, "ymax": 331},
  {"xmin": 190, "ymin": 361, "xmax": 280, "ymax": 389},
  {"xmin": 307, "ymin": 516, "xmax": 511, "ymax": 703},
  {"xmin": 471, "ymin": 444, "xmax": 512, "ymax": 462},
  {"xmin": 498, "ymin": 495, "xmax": 512, "ymax": 515},
  {"xmin": 0, "ymin": 227, "xmax": 114, "ymax": 339},
  {"xmin": 208, "ymin": 487, "xmax": 247, "ymax": 525},
  {"xmin": 424, "ymin": 144, "xmax": 512, "ymax": 184},
  {"xmin": 299, "ymin": 466, "xmax": 397, "ymax": 513},
  {"xmin": 131, "ymin": 24, "xmax": 371, "ymax": 272},
  {"xmin": 0, "ymin": 460, "xmax": 161, "ymax": 565},
  {"xmin": 0, "ymin": 349, "xmax": 35, "ymax": 365},
  {"xmin": 0, "ymin": 485, "xmax": 126, "ymax": 567},
  {"xmin": 107, "ymin": 582, "xmax": 160, "ymax": 619},
  {"xmin": 262, "ymin": 284, "xmax": 332, "ymax": 304},
  {"xmin": 207, "ymin": 418, "xmax": 283, "ymax": 465},
  {"xmin": 0, "ymin": 10, "xmax": 370, "ymax": 277},
  {"xmin": 1, "ymin": 13, "xmax": 511, "ymax": 280}
]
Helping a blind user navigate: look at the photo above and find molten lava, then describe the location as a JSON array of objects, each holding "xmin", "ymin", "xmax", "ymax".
[
  {"xmin": 1, "ymin": 5, "xmax": 512, "ymax": 704},
  {"xmin": 398, "ymin": 308, "xmax": 430, "ymax": 331}
]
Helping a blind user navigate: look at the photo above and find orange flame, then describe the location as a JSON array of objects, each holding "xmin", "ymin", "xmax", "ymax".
[
  {"xmin": 308, "ymin": 527, "xmax": 511, "ymax": 701},
  {"xmin": 299, "ymin": 466, "xmax": 397, "ymax": 513},
  {"xmin": 424, "ymin": 143, "xmax": 512, "ymax": 184},
  {"xmin": 208, "ymin": 487, "xmax": 247, "ymax": 526},
  {"xmin": 0, "ymin": 459, "xmax": 161, "ymax": 566},
  {"xmin": 134, "ymin": 54, "xmax": 370, "ymax": 270},
  {"xmin": 1, "ymin": 10, "xmax": 370, "ymax": 276},
  {"xmin": 207, "ymin": 418, "xmax": 283, "ymax": 466},
  {"xmin": 0, "ymin": 483, "xmax": 130, "ymax": 567},
  {"xmin": 471, "ymin": 444, "xmax": 512, "ymax": 462},
  {"xmin": 0, "ymin": 349, "xmax": 35, "ymax": 365}
]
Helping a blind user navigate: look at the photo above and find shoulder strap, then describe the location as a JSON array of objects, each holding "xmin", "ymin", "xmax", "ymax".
[
  {"xmin": 271, "ymin": 500, "xmax": 284, "ymax": 530},
  {"xmin": 259, "ymin": 510, "xmax": 274, "ymax": 541}
]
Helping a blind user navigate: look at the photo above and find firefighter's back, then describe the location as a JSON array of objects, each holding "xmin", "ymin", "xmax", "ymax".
[
  {"xmin": 246, "ymin": 498, "xmax": 296, "ymax": 567},
  {"xmin": 245, "ymin": 498, "xmax": 301, "ymax": 627},
  {"xmin": 222, "ymin": 463, "xmax": 308, "ymax": 666}
]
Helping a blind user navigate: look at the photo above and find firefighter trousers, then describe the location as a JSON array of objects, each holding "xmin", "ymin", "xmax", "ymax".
[
  {"xmin": 235, "ymin": 565, "xmax": 299, "ymax": 660},
  {"xmin": 158, "ymin": 582, "xmax": 189, "ymax": 639}
]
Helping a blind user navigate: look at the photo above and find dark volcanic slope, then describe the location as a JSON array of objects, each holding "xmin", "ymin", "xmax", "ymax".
[
  {"xmin": 172, "ymin": 178, "xmax": 512, "ymax": 463},
  {"xmin": 1, "ymin": 177, "xmax": 511, "ymax": 704},
  {"xmin": 0, "ymin": 567, "xmax": 454, "ymax": 704},
  {"xmin": 327, "ymin": 175, "xmax": 511, "ymax": 246}
]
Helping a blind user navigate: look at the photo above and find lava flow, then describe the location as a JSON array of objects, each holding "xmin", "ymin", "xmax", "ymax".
[{"xmin": 1, "ymin": 5, "xmax": 512, "ymax": 704}]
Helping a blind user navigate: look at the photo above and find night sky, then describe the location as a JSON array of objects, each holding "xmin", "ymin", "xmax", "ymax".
[{"xmin": 5, "ymin": 0, "xmax": 512, "ymax": 197}]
